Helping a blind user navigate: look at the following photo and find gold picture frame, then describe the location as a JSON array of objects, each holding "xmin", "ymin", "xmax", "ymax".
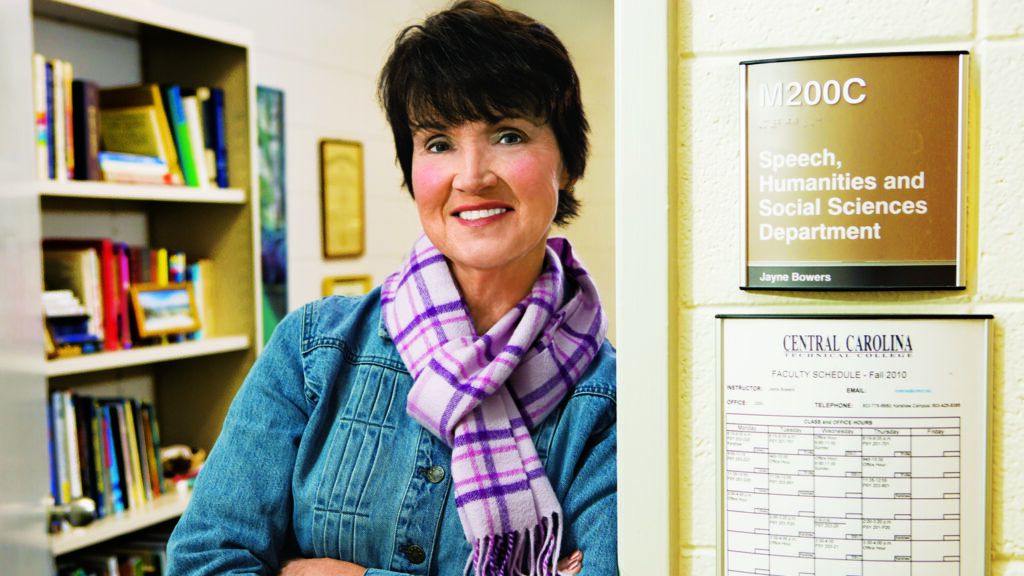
[
  {"xmin": 320, "ymin": 139, "xmax": 365, "ymax": 258},
  {"xmin": 322, "ymin": 275, "xmax": 373, "ymax": 297},
  {"xmin": 130, "ymin": 283, "xmax": 200, "ymax": 338}
]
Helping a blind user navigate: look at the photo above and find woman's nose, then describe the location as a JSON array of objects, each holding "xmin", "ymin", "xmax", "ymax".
[{"xmin": 452, "ymin": 144, "xmax": 498, "ymax": 193}]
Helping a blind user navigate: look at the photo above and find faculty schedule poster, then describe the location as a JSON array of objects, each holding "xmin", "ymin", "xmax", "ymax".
[
  {"xmin": 717, "ymin": 315, "xmax": 991, "ymax": 576},
  {"xmin": 741, "ymin": 53, "xmax": 969, "ymax": 290}
]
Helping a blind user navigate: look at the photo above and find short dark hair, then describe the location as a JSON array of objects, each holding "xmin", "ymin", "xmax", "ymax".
[{"xmin": 378, "ymin": 0, "xmax": 589, "ymax": 225}]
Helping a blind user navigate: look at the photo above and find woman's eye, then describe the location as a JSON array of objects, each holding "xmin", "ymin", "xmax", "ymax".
[
  {"xmin": 425, "ymin": 139, "xmax": 451, "ymax": 153},
  {"xmin": 496, "ymin": 131, "xmax": 525, "ymax": 145}
]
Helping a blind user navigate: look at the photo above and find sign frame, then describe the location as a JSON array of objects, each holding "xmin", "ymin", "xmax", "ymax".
[
  {"xmin": 740, "ymin": 52, "xmax": 969, "ymax": 291},
  {"xmin": 716, "ymin": 314, "xmax": 991, "ymax": 576}
]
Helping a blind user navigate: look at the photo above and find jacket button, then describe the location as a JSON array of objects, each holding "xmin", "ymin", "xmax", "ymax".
[
  {"xmin": 405, "ymin": 543, "xmax": 426, "ymax": 564},
  {"xmin": 423, "ymin": 465, "xmax": 446, "ymax": 484}
]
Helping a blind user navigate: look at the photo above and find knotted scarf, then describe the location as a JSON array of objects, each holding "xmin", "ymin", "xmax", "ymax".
[{"xmin": 380, "ymin": 235, "xmax": 607, "ymax": 575}]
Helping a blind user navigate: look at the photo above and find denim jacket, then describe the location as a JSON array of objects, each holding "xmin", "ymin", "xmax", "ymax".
[{"xmin": 167, "ymin": 290, "xmax": 617, "ymax": 575}]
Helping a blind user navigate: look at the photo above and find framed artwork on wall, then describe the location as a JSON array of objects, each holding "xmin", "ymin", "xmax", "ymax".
[
  {"xmin": 257, "ymin": 85, "xmax": 288, "ymax": 345},
  {"xmin": 320, "ymin": 139, "xmax": 365, "ymax": 258},
  {"xmin": 322, "ymin": 274, "xmax": 372, "ymax": 297}
]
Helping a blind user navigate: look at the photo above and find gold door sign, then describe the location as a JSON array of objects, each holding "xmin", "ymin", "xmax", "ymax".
[{"xmin": 741, "ymin": 52, "xmax": 968, "ymax": 290}]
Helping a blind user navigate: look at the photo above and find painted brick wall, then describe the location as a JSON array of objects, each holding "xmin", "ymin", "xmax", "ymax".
[{"xmin": 676, "ymin": 1, "xmax": 1024, "ymax": 574}]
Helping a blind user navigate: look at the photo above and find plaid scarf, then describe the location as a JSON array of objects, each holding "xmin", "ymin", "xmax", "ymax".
[{"xmin": 381, "ymin": 235, "xmax": 607, "ymax": 576}]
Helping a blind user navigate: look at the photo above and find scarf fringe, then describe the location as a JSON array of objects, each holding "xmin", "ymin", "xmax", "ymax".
[{"xmin": 465, "ymin": 513, "xmax": 562, "ymax": 576}]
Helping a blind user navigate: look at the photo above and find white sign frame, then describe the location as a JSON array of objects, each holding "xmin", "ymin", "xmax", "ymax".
[{"xmin": 717, "ymin": 315, "xmax": 991, "ymax": 576}]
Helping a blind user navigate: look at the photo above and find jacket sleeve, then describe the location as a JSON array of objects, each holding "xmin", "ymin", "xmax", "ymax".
[
  {"xmin": 167, "ymin": 306, "xmax": 311, "ymax": 575},
  {"xmin": 550, "ymin": 389, "xmax": 618, "ymax": 575}
]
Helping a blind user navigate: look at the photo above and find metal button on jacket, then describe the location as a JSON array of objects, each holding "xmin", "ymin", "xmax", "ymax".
[
  {"xmin": 404, "ymin": 544, "xmax": 426, "ymax": 564},
  {"xmin": 423, "ymin": 465, "xmax": 445, "ymax": 484}
]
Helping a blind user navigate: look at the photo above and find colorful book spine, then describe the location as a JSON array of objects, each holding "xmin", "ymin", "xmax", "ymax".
[
  {"xmin": 46, "ymin": 399, "xmax": 59, "ymax": 505},
  {"xmin": 86, "ymin": 398, "xmax": 107, "ymax": 518},
  {"xmin": 72, "ymin": 79, "xmax": 101, "ymax": 181},
  {"xmin": 101, "ymin": 404, "xmax": 125, "ymax": 514},
  {"xmin": 145, "ymin": 403, "xmax": 165, "ymax": 495},
  {"xmin": 182, "ymin": 95, "xmax": 210, "ymax": 187},
  {"xmin": 33, "ymin": 54, "xmax": 49, "ymax": 180},
  {"xmin": 51, "ymin": 59, "xmax": 67, "ymax": 181},
  {"xmin": 63, "ymin": 60, "xmax": 75, "ymax": 180},
  {"xmin": 207, "ymin": 87, "xmax": 229, "ymax": 188},
  {"xmin": 63, "ymin": 391, "xmax": 83, "ymax": 500},
  {"xmin": 162, "ymin": 85, "xmax": 199, "ymax": 186},
  {"xmin": 116, "ymin": 243, "xmax": 133, "ymax": 349},
  {"xmin": 45, "ymin": 61, "xmax": 55, "ymax": 180},
  {"xmin": 51, "ymin": 392, "xmax": 70, "ymax": 505},
  {"xmin": 122, "ymin": 401, "xmax": 145, "ymax": 508}
]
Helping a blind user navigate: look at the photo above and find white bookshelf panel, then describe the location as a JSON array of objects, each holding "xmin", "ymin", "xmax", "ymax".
[
  {"xmin": 46, "ymin": 335, "xmax": 250, "ymax": 377},
  {"xmin": 38, "ymin": 181, "xmax": 246, "ymax": 204},
  {"xmin": 50, "ymin": 490, "xmax": 191, "ymax": 556}
]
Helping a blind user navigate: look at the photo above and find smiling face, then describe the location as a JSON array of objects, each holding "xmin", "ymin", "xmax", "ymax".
[{"xmin": 411, "ymin": 118, "xmax": 567, "ymax": 287}]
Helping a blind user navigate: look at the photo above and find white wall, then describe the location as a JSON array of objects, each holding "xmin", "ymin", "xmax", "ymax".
[{"xmin": 676, "ymin": 1, "xmax": 1024, "ymax": 575}]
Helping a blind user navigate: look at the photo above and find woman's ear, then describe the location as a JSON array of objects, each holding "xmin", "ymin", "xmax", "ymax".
[{"xmin": 559, "ymin": 167, "xmax": 574, "ymax": 191}]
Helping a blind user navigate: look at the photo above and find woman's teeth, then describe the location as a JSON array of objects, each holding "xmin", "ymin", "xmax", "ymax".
[{"xmin": 458, "ymin": 208, "xmax": 509, "ymax": 221}]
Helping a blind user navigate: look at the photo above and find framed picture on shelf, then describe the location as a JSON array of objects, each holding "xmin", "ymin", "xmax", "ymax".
[
  {"xmin": 130, "ymin": 283, "xmax": 200, "ymax": 337},
  {"xmin": 320, "ymin": 139, "xmax": 365, "ymax": 258},
  {"xmin": 322, "ymin": 275, "xmax": 372, "ymax": 297}
]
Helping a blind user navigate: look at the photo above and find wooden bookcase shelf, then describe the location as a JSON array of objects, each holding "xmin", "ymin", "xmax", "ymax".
[
  {"xmin": 38, "ymin": 181, "xmax": 247, "ymax": 204},
  {"xmin": 6, "ymin": 0, "xmax": 263, "ymax": 568},
  {"xmin": 50, "ymin": 490, "xmax": 192, "ymax": 556},
  {"xmin": 46, "ymin": 335, "xmax": 250, "ymax": 377}
]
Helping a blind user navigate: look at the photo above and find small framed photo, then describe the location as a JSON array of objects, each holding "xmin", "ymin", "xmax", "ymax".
[
  {"xmin": 130, "ymin": 283, "xmax": 200, "ymax": 338},
  {"xmin": 320, "ymin": 139, "xmax": 365, "ymax": 258},
  {"xmin": 322, "ymin": 275, "xmax": 372, "ymax": 297}
]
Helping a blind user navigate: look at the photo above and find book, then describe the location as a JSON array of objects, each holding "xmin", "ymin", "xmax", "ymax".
[
  {"xmin": 46, "ymin": 61, "xmax": 55, "ymax": 179},
  {"xmin": 182, "ymin": 95, "xmax": 210, "ymax": 187},
  {"xmin": 146, "ymin": 399, "xmax": 165, "ymax": 494},
  {"xmin": 51, "ymin": 58, "xmax": 67, "ymax": 182},
  {"xmin": 43, "ymin": 248, "xmax": 102, "ymax": 341},
  {"xmin": 62, "ymin": 391, "xmax": 83, "ymax": 500},
  {"xmin": 63, "ymin": 60, "xmax": 75, "ymax": 180},
  {"xmin": 33, "ymin": 54, "xmax": 50, "ymax": 180},
  {"xmin": 72, "ymin": 395, "xmax": 95, "ymax": 513},
  {"xmin": 99, "ymin": 152, "xmax": 174, "ymax": 185},
  {"xmin": 115, "ymin": 243, "xmax": 133, "ymax": 350},
  {"xmin": 72, "ymin": 79, "xmax": 101, "ymax": 180},
  {"xmin": 129, "ymin": 400, "xmax": 152, "ymax": 503},
  {"xmin": 101, "ymin": 404, "xmax": 125, "ymax": 514},
  {"xmin": 206, "ymin": 87, "xmax": 229, "ymax": 188},
  {"xmin": 98, "ymin": 84, "xmax": 183, "ymax": 185},
  {"xmin": 122, "ymin": 400, "xmax": 146, "ymax": 508},
  {"xmin": 187, "ymin": 259, "xmax": 214, "ymax": 338},
  {"xmin": 161, "ymin": 85, "xmax": 199, "ymax": 186},
  {"xmin": 45, "ymin": 238, "xmax": 119, "ymax": 351}
]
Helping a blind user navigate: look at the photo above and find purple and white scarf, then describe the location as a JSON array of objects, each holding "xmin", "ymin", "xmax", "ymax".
[{"xmin": 381, "ymin": 235, "xmax": 607, "ymax": 576}]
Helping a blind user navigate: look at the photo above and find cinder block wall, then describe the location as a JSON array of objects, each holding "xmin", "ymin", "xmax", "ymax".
[{"xmin": 675, "ymin": 1, "xmax": 1024, "ymax": 573}]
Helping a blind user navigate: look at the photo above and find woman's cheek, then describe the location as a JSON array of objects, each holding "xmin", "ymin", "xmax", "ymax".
[{"xmin": 411, "ymin": 161, "xmax": 450, "ymax": 206}]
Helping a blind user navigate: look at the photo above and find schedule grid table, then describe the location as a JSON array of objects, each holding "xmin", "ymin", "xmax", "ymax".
[{"xmin": 724, "ymin": 413, "xmax": 961, "ymax": 576}]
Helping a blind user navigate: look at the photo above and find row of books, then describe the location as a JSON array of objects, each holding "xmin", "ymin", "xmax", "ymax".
[
  {"xmin": 33, "ymin": 52, "xmax": 229, "ymax": 188},
  {"xmin": 42, "ymin": 238, "xmax": 215, "ymax": 354},
  {"xmin": 49, "ymin": 391, "xmax": 165, "ymax": 520},
  {"xmin": 57, "ymin": 524, "xmax": 172, "ymax": 576}
]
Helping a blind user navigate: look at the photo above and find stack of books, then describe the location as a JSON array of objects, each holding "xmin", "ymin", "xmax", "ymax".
[
  {"xmin": 33, "ymin": 52, "xmax": 230, "ymax": 188},
  {"xmin": 42, "ymin": 238, "xmax": 215, "ymax": 355},
  {"xmin": 49, "ymin": 391, "xmax": 166, "ymax": 525}
]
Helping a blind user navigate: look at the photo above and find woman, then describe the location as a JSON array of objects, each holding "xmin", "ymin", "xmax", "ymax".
[{"xmin": 166, "ymin": 2, "xmax": 616, "ymax": 574}]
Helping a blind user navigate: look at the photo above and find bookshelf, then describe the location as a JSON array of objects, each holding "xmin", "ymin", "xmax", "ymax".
[
  {"xmin": 5, "ymin": 0, "xmax": 263, "ymax": 568},
  {"xmin": 39, "ymin": 181, "xmax": 247, "ymax": 204},
  {"xmin": 50, "ymin": 491, "xmax": 191, "ymax": 556}
]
